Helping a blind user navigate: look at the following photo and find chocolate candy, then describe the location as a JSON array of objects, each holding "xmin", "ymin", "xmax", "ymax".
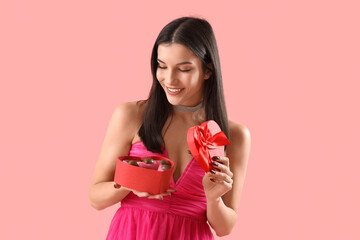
[
  {"xmin": 137, "ymin": 158, "xmax": 159, "ymax": 170},
  {"xmin": 143, "ymin": 158, "xmax": 155, "ymax": 164},
  {"xmin": 123, "ymin": 158, "xmax": 170, "ymax": 171},
  {"xmin": 160, "ymin": 159, "xmax": 170, "ymax": 166},
  {"xmin": 128, "ymin": 160, "xmax": 139, "ymax": 167},
  {"xmin": 161, "ymin": 164, "xmax": 171, "ymax": 171},
  {"xmin": 158, "ymin": 159, "xmax": 171, "ymax": 171}
]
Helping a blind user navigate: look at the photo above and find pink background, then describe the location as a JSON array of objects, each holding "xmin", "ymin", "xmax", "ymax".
[{"xmin": 1, "ymin": 0, "xmax": 359, "ymax": 239}]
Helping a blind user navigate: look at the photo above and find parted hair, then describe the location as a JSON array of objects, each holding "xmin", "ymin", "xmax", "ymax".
[{"xmin": 138, "ymin": 16, "xmax": 229, "ymax": 153}]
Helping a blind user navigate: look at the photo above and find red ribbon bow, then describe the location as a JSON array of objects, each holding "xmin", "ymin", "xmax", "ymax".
[{"xmin": 190, "ymin": 121, "xmax": 231, "ymax": 172}]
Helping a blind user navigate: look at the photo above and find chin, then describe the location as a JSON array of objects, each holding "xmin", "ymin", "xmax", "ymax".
[
  {"xmin": 166, "ymin": 99, "xmax": 179, "ymax": 106},
  {"xmin": 166, "ymin": 98, "xmax": 183, "ymax": 106}
]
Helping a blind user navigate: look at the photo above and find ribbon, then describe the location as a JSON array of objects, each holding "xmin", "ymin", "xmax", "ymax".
[{"xmin": 192, "ymin": 121, "xmax": 231, "ymax": 169}]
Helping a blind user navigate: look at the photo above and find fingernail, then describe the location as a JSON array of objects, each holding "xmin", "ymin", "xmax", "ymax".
[
  {"xmin": 210, "ymin": 169, "xmax": 216, "ymax": 174},
  {"xmin": 212, "ymin": 156, "xmax": 220, "ymax": 160},
  {"xmin": 212, "ymin": 161, "xmax": 218, "ymax": 166}
]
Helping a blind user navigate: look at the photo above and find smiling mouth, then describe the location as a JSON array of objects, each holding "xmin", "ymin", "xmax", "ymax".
[{"xmin": 166, "ymin": 86, "xmax": 183, "ymax": 95}]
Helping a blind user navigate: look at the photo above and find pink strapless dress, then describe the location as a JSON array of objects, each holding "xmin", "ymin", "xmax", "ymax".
[{"xmin": 106, "ymin": 141, "xmax": 214, "ymax": 240}]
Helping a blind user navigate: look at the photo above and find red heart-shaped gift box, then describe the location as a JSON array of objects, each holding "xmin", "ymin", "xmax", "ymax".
[
  {"xmin": 187, "ymin": 120, "xmax": 231, "ymax": 172},
  {"xmin": 114, "ymin": 155, "xmax": 174, "ymax": 195}
]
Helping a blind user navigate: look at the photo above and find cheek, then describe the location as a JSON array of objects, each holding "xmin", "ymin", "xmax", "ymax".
[
  {"xmin": 156, "ymin": 70, "xmax": 163, "ymax": 82},
  {"xmin": 189, "ymin": 73, "xmax": 203, "ymax": 87}
]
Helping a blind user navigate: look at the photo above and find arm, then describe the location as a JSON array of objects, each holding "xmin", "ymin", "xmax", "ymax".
[
  {"xmin": 88, "ymin": 102, "xmax": 142, "ymax": 210},
  {"xmin": 204, "ymin": 121, "xmax": 251, "ymax": 236}
]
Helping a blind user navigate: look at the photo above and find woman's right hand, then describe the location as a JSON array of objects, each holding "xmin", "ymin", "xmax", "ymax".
[{"xmin": 116, "ymin": 184, "xmax": 177, "ymax": 200}]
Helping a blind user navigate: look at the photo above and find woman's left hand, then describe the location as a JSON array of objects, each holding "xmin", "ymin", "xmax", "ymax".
[{"xmin": 202, "ymin": 156, "xmax": 234, "ymax": 202}]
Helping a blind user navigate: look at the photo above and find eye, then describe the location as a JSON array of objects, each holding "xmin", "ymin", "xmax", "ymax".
[{"xmin": 157, "ymin": 65, "xmax": 191, "ymax": 72}]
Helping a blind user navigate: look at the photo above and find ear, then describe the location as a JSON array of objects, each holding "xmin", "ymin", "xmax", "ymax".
[{"xmin": 204, "ymin": 63, "xmax": 213, "ymax": 80}]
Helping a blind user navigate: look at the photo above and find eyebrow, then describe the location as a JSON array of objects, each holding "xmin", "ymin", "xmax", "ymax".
[{"xmin": 157, "ymin": 58, "xmax": 193, "ymax": 65}]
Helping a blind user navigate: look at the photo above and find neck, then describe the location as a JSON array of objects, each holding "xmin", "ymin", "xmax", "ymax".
[
  {"xmin": 172, "ymin": 100, "xmax": 203, "ymax": 113},
  {"xmin": 172, "ymin": 100, "xmax": 206, "ymax": 124}
]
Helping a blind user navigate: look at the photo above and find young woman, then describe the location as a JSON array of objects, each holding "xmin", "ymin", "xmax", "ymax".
[{"xmin": 88, "ymin": 16, "xmax": 251, "ymax": 239}]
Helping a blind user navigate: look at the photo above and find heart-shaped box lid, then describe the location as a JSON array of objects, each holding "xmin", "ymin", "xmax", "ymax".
[{"xmin": 187, "ymin": 120, "xmax": 230, "ymax": 172}]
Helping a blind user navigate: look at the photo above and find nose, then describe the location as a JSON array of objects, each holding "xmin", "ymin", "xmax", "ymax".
[{"xmin": 163, "ymin": 69, "xmax": 178, "ymax": 85}]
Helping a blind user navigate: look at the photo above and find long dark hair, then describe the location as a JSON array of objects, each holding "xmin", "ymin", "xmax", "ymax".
[{"xmin": 138, "ymin": 16, "xmax": 229, "ymax": 153}]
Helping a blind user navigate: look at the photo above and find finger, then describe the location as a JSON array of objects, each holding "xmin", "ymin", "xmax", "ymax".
[
  {"xmin": 120, "ymin": 186, "xmax": 170, "ymax": 199},
  {"xmin": 219, "ymin": 180, "xmax": 233, "ymax": 190},
  {"xmin": 211, "ymin": 161, "xmax": 233, "ymax": 178},
  {"xmin": 147, "ymin": 194, "xmax": 165, "ymax": 200},
  {"xmin": 209, "ymin": 176, "xmax": 233, "ymax": 190},
  {"xmin": 209, "ymin": 177, "xmax": 232, "ymax": 190},
  {"xmin": 166, "ymin": 187, "xmax": 177, "ymax": 193},
  {"xmin": 205, "ymin": 172, "xmax": 232, "ymax": 190},
  {"xmin": 148, "ymin": 191, "xmax": 172, "ymax": 199},
  {"xmin": 121, "ymin": 186, "xmax": 144, "ymax": 195},
  {"xmin": 212, "ymin": 156, "xmax": 230, "ymax": 167},
  {"xmin": 132, "ymin": 190, "xmax": 150, "ymax": 198},
  {"xmin": 158, "ymin": 192, "xmax": 172, "ymax": 197},
  {"xmin": 137, "ymin": 192, "xmax": 151, "ymax": 198},
  {"xmin": 204, "ymin": 172, "xmax": 218, "ymax": 184},
  {"xmin": 210, "ymin": 169, "xmax": 233, "ymax": 184}
]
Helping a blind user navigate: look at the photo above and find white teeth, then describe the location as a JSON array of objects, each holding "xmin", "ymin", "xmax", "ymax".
[{"xmin": 168, "ymin": 88, "xmax": 181, "ymax": 92}]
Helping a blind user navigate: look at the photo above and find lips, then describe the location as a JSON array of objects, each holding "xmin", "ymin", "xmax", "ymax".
[{"xmin": 166, "ymin": 86, "xmax": 183, "ymax": 95}]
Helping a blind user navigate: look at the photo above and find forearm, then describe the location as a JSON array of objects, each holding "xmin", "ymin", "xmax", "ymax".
[
  {"xmin": 88, "ymin": 181, "xmax": 131, "ymax": 210},
  {"xmin": 206, "ymin": 197, "xmax": 238, "ymax": 237}
]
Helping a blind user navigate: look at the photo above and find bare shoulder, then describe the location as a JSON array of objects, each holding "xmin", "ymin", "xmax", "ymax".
[
  {"xmin": 99, "ymin": 99, "xmax": 147, "ymax": 154},
  {"xmin": 228, "ymin": 119, "xmax": 251, "ymax": 142},
  {"xmin": 226, "ymin": 119, "xmax": 251, "ymax": 166},
  {"xmin": 115, "ymin": 100, "xmax": 146, "ymax": 119},
  {"xmin": 113, "ymin": 99, "xmax": 145, "ymax": 123}
]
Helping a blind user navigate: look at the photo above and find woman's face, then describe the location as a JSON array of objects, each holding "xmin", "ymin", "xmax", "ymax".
[{"xmin": 156, "ymin": 43, "xmax": 212, "ymax": 107}]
